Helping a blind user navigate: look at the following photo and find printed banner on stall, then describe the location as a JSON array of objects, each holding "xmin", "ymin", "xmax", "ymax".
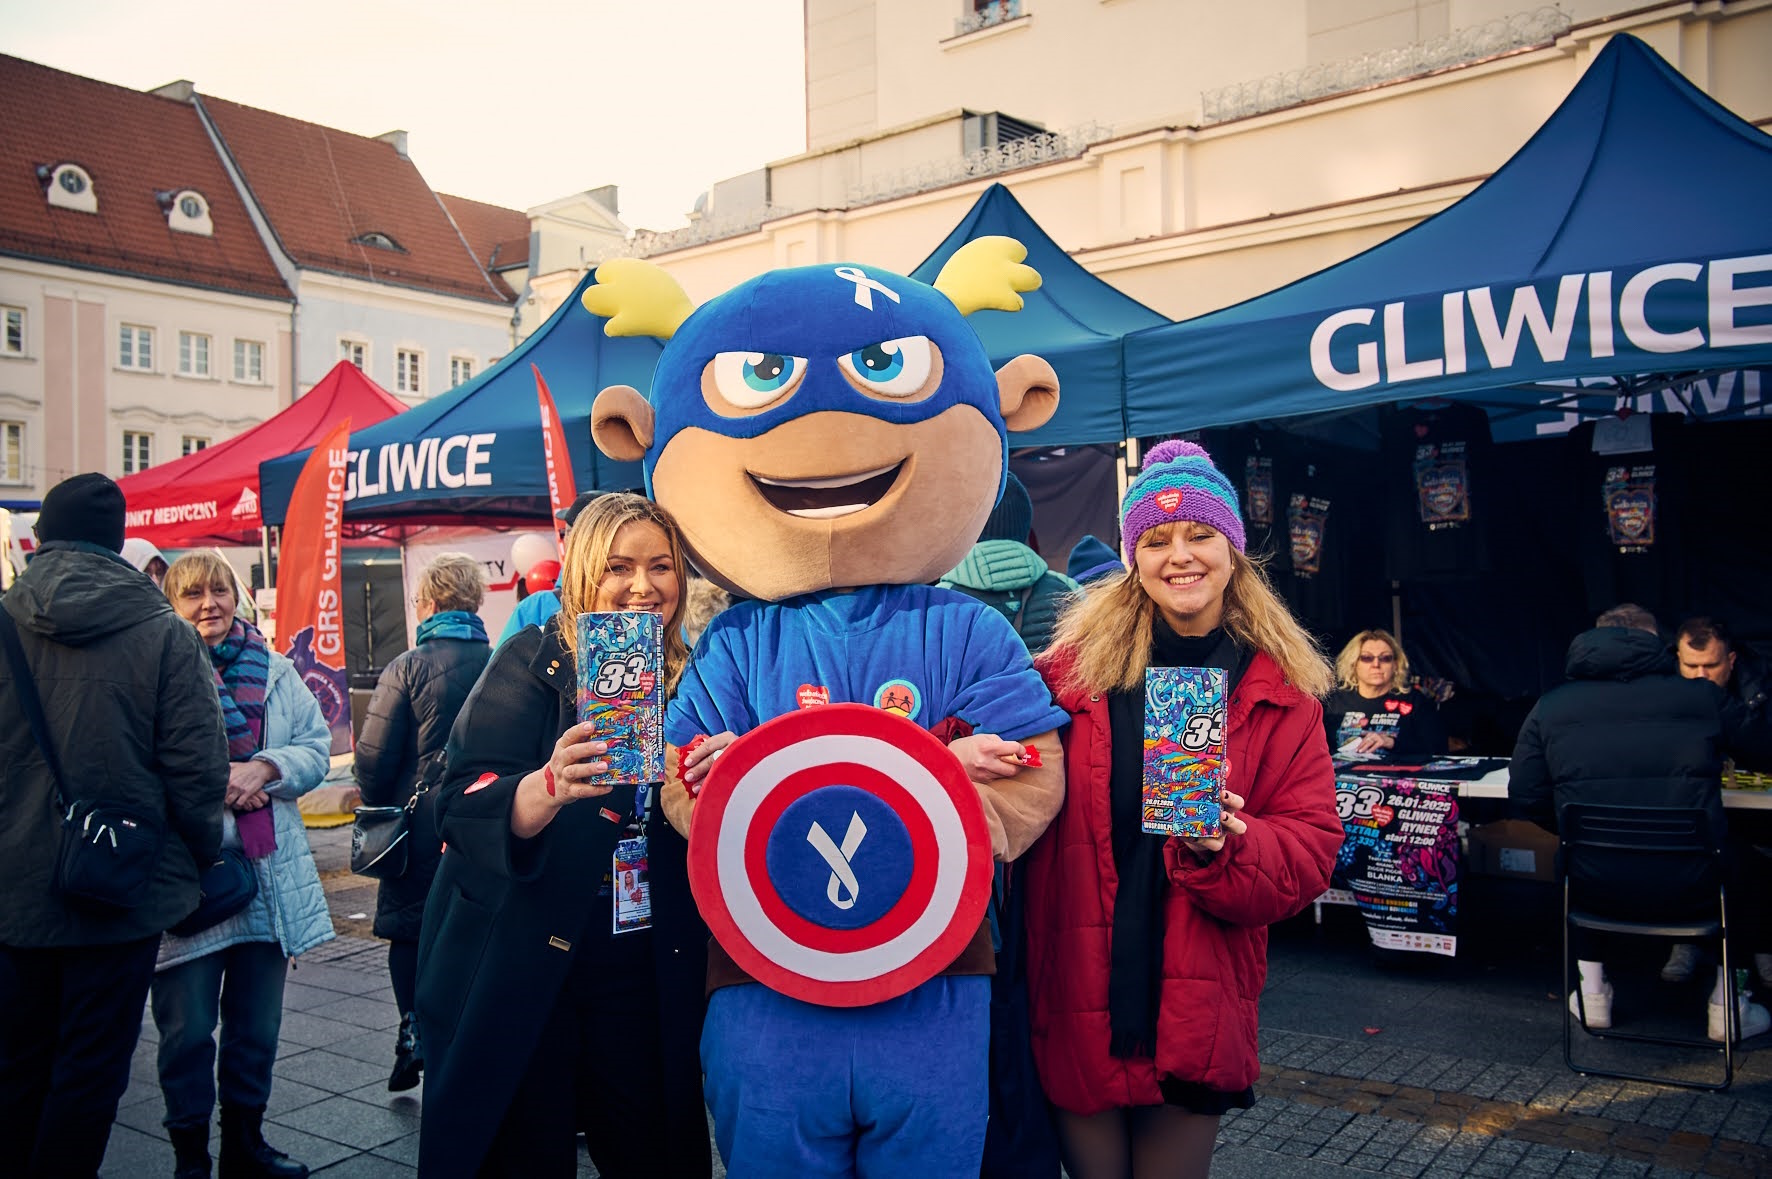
[
  {"xmin": 534, "ymin": 364, "xmax": 578, "ymax": 557},
  {"xmin": 276, "ymin": 418, "xmax": 353, "ymax": 755},
  {"xmin": 1333, "ymin": 774, "xmax": 1460, "ymax": 956}
]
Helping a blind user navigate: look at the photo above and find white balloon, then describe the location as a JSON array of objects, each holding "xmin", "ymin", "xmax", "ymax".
[{"xmin": 510, "ymin": 532, "xmax": 556, "ymax": 575}]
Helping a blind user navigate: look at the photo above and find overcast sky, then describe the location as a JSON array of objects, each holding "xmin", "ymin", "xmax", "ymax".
[{"xmin": 3, "ymin": 0, "xmax": 808, "ymax": 231}]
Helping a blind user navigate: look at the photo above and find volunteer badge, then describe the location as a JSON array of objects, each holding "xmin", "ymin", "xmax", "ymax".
[{"xmin": 688, "ymin": 704, "xmax": 993, "ymax": 1007}]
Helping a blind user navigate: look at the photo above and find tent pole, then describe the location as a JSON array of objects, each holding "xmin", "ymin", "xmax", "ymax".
[
  {"xmin": 261, "ymin": 527, "xmax": 274, "ymax": 592},
  {"xmin": 1391, "ymin": 580, "xmax": 1402, "ymax": 646}
]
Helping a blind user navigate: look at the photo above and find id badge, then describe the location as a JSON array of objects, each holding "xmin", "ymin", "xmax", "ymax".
[{"xmin": 612, "ymin": 836, "xmax": 651, "ymax": 935}]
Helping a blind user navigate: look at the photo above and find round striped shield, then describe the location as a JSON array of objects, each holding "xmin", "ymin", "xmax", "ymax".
[{"xmin": 688, "ymin": 703, "xmax": 993, "ymax": 1007}]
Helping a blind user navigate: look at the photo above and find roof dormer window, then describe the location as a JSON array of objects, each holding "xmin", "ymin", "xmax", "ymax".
[
  {"xmin": 353, "ymin": 231, "xmax": 404, "ymax": 252},
  {"xmin": 163, "ymin": 189, "xmax": 214, "ymax": 236},
  {"xmin": 43, "ymin": 163, "xmax": 97, "ymax": 213}
]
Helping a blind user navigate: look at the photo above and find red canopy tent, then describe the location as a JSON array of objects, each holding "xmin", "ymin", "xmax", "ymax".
[{"xmin": 119, "ymin": 362, "xmax": 406, "ymax": 548}]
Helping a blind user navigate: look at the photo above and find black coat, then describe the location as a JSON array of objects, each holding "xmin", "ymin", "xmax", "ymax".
[
  {"xmin": 1508, "ymin": 626, "xmax": 1764, "ymax": 908},
  {"xmin": 414, "ymin": 623, "xmax": 710, "ymax": 1179},
  {"xmin": 353, "ymin": 631, "xmax": 490, "ymax": 941},
  {"xmin": 0, "ymin": 543, "xmax": 225, "ymax": 946}
]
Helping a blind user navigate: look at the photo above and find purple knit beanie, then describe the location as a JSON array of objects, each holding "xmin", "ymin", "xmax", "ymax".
[{"xmin": 1120, "ymin": 440, "xmax": 1245, "ymax": 557}]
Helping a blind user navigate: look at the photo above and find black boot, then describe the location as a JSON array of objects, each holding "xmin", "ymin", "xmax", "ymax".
[
  {"xmin": 388, "ymin": 1011, "xmax": 423, "ymax": 1092},
  {"xmin": 217, "ymin": 1104, "xmax": 308, "ymax": 1179},
  {"xmin": 169, "ymin": 1121, "xmax": 211, "ymax": 1179}
]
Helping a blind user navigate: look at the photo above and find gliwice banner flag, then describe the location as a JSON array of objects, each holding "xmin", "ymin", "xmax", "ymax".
[
  {"xmin": 278, "ymin": 417, "xmax": 353, "ymax": 755},
  {"xmin": 535, "ymin": 364, "xmax": 578, "ymax": 557}
]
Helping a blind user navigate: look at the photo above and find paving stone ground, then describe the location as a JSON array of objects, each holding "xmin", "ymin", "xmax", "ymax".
[{"xmin": 100, "ymin": 789, "xmax": 1772, "ymax": 1177}]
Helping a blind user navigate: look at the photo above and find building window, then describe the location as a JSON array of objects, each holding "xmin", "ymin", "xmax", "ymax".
[
  {"xmin": 178, "ymin": 331, "xmax": 211, "ymax": 377},
  {"xmin": 1, "ymin": 307, "xmax": 23, "ymax": 356},
  {"xmin": 0, "ymin": 421, "xmax": 22, "ymax": 483},
  {"xmin": 182, "ymin": 435, "xmax": 210, "ymax": 456},
  {"xmin": 396, "ymin": 349, "xmax": 422, "ymax": 395},
  {"xmin": 339, "ymin": 339, "xmax": 366, "ymax": 369},
  {"xmin": 450, "ymin": 356, "xmax": 473, "ymax": 388},
  {"xmin": 119, "ymin": 324, "xmax": 154, "ymax": 371},
  {"xmin": 234, "ymin": 339, "xmax": 264, "ymax": 383},
  {"xmin": 122, "ymin": 431, "xmax": 152, "ymax": 474}
]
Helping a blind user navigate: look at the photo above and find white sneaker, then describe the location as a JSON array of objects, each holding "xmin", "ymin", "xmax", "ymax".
[
  {"xmin": 1756, "ymin": 953, "xmax": 1772, "ymax": 988},
  {"xmin": 1707, "ymin": 994, "xmax": 1772, "ymax": 1042},
  {"xmin": 1661, "ymin": 943, "xmax": 1699, "ymax": 982},
  {"xmin": 1569, "ymin": 984, "xmax": 1614, "ymax": 1029}
]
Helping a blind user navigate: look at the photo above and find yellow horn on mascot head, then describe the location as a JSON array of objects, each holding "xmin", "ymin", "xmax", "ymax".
[
  {"xmin": 583, "ymin": 258, "xmax": 696, "ymax": 340},
  {"xmin": 932, "ymin": 236, "xmax": 1042, "ymax": 316}
]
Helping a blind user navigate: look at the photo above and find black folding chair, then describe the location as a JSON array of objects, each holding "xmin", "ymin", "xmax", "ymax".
[{"xmin": 1560, "ymin": 803, "xmax": 1734, "ymax": 1091}]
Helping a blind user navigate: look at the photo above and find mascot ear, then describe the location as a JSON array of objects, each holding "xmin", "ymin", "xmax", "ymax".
[
  {"xmin": 935, "ymin": 236, "xmax": 1041, "ymax": 315},
  {"xmin": 591, "ymin": 385, "xmax": 655, "ymax": 461},
  {"xmin": 584, "ymin": 259, "xmax": 694, "ymax": 340},
  {"xmin": 996, "ymin": 355, "xmax": 1060, "ymax": 434}
]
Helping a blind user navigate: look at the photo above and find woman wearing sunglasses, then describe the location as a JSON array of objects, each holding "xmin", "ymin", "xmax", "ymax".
[{"xmin": 1325, "ymin": 629, "xmax": 1446, "ymax": 762}]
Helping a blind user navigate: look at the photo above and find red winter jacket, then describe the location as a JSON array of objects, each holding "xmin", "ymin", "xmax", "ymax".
[{"xmin": 1025, "ymin": 645, "xmax": 1341, "ymax": 1114}]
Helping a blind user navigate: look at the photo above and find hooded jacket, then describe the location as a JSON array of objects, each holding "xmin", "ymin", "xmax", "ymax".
[
  {"xmin": 940, "ymin": 539, "xmax": 1079, "ymax": 657},
  {"xmin": 0, "ymin": 542, "xmax": 226, "ymax": 946}
]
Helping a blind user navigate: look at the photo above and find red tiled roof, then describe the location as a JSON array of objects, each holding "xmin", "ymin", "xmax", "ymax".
[
  {"xmin": 439, "ymin": 193, "xmax": 530, "ymax": 301},
  {"xmin": 203, "ymin": 96, "xmax": 512, "ymax": 305},
  {"xmin": 0, "ymin": 55, "xmax": 290, "ymax": 301}
]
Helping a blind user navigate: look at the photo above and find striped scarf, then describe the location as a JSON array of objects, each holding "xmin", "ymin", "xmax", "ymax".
[{"xmin": 211, "ymin": 619, "xmax": 270, "ymax": 759}]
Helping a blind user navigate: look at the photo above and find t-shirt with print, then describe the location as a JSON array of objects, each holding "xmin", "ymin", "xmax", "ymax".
[
  {"xmin": 1322, "ymin": 688, "xmax": 1446, "ymax": 763},
  {"xmin": 1198, "ymin": 427, "xmax": 1292, "ymax": 575},
  {"xmin": 1381, "ymin": 403, "xmax": 1493, "ymax": 582},
  {"xmin": 1569, "ymin": 414, "xmax": 1689, "ymax": 617},
  {"xmin": 666, "ymin": 584, "xmax": 1069, "ymax": 748}
]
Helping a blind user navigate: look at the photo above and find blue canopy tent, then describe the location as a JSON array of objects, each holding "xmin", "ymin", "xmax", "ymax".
[
  {"xmin": 260, "ymin": 269, "xmax": 658, "ymax": 532},
  {"xmin": 911, "ymin": 183, "xmax": 1170, "ymax": 448},
  {"xmin": 1123, "ymin": 34, "xmax": 1772, "ymax": 436}
]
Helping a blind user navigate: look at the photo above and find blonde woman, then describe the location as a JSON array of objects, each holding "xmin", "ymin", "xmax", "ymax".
[
  {"xmin": 353, "ymin": 553, "xmax": 491, "ymax": 1091},
  {"xmin": 1025, "ymin": 440, "xmax": 1342, "ymax": 1179},
  {"xmin": 415, "ymin": 494, "xmax": 721, "ymax": 1178},
  {"xmin": 1325, "ymin": 629, "xmax": 1446, "ymax": 762}
]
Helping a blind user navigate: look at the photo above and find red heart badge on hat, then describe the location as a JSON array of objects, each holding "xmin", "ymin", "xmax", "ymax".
[{"xmin": 1155, "ymin": 488, "xmax": 1183, "ymax": 512}]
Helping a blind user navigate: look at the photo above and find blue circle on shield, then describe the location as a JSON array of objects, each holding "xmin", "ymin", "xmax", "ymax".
[{"xmin": 766, "ymin": 784, "xmax": 914, "ymax": 930}]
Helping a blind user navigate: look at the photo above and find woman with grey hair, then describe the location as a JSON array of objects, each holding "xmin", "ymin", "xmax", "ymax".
[{"xmin": 353, "ymin": 553, "xmax": 491, "ymax": 1090}]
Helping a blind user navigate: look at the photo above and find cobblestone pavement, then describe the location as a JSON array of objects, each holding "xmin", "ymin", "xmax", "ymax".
[{"xmin": 100, "ymin": 800, "xmax": 1772, "ymax": 1176}]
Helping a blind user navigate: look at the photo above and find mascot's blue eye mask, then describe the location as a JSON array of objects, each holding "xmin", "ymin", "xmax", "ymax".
[{"xmin": 645, "ymin": 263, "xmax": 1005, "ymax": 462}]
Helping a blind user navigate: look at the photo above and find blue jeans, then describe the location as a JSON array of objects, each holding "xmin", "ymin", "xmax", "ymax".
[
  {"xmin": 151, "ymin": 941, "xmax": 287, "ymax": 1129},
  {"xmin": 702, "ymin": 976, "xmax": 989, "ymax": 1178}
]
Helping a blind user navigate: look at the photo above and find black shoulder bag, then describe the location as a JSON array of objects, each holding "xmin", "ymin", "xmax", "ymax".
[
  {"xmin": 0, "ymin": 609, "xmax": 166, "ymax": 912},
  {"xmin": 351, "ymin": 749, "xmax": 445, "ymax": 880}
]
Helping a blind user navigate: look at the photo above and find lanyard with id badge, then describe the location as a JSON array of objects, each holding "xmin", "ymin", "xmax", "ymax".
[{"xmin": 575, "ymin": 611, "xmax": 665, "ymax": 935}]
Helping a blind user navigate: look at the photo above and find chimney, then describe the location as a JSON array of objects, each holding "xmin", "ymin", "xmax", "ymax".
[
  {"xmin": 376, "ymin": 130, "xmax": 410, "ymax": 158},
  {"xmin": 150, "ymin": 79, "xmax": 196, "ymax": 102}
]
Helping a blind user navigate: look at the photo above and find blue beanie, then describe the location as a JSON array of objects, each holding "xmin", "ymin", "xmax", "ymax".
[{"xmin": 1067, "ymin": 534, "xmax": 1123, "ymax": 585}]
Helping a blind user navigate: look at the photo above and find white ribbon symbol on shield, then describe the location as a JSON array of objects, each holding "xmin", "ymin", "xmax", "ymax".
[
  {"xmin": 807, "ymin": 813, "xmax": 868, "ymax": 910},
  {"xmin": 832, "ymin": 266, "xmax": 901, "ymax": 312}
]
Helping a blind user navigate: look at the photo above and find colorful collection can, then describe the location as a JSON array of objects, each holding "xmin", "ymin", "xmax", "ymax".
[
  {"xmin": 575, "ymin": 611, "xmax": 665, "ymax": 785},
  {"xmin": 1142, "ymin": 666, "xmax": 1226, "ymax": 839}
]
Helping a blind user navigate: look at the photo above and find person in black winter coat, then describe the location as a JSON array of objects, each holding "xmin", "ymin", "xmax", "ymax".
[
  {"xmin": 1509, "ymin": 603, "xmax": 1772, "ymax": 1042},
  {"xmin": 415, "ymin": 495, "xmax": 726, "ymax": 1178},
  {"xmin": 0, "ymin": 474, "xmax": 227, "ymax": 1178},
  {"xmin": 354, "ymin": 553, "xmax": 491, "ymax": 1092}
]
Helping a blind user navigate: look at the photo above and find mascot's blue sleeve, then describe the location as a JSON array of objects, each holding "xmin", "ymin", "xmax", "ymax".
[
  {"xmin": 942, "ymin": 602, "xmax": 1068, "ymax": 740},
  {"xmin": 666, "ymin": 613, "xmax": 755, "ymax": 744}
]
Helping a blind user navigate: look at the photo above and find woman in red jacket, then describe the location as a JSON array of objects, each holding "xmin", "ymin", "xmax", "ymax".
[{"xmin": 1027, "ymin": 440, "xmax": 1343, "ymax": 1179}]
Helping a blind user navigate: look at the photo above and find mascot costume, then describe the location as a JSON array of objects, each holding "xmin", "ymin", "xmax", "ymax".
[{"xmin": 585, "ymin": 238, "xmax": 1068, "ymax": 1176}]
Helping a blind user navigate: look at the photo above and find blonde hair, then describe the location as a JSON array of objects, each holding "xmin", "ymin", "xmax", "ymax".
[
  {"xmin": 556, "ymin": 493, "xmax": 690, "ymax": 690},
  {"xmin": 681, "ymin": 576, "xmax": 731, "ymax": 648},
  {"xmin": 162, "ymin": 550, "xmax": 237, "ymax": 608},
  {"xmin": 1335, "ymin": 629, "xmax": 1410, "ymax": 694},
  {"xmin": 1049, "ymin": 523, "xmax": 1332, "ymax": 698},
  {"xmin": 416, "ymin": 553, "xmax": 486, "ymax": 614}
]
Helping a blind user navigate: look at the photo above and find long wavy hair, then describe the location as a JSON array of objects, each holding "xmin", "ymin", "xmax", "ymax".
[
  {"xmin": 1048, "ymin": 522, "xmax": 1332, "ymax": 698},
  {"xmin": 555, "ymin": 493, "xmax": 690, "ymax": 691},
  {"xmin": 1334, "ymin": 628, "xmax": 1410, "ymax": 694}
]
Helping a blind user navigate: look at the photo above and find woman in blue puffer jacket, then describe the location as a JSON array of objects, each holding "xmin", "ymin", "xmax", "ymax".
[{"xmin": 152, "ymin": 551, "xmax": 334, "ymax": 1179}]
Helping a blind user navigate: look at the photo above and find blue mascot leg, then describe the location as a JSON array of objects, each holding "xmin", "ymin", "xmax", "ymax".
[
  {"xmin": 852, "ymin": 975, "xmax": 990, "ymax": 1178},
  {"xmin": 702, "ymin": 977, "xmax": 990, "ymax": 1178}
]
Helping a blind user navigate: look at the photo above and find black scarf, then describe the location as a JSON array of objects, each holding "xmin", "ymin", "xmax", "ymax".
[{"xmin": 1105, "ymin": 616, "xmax": 1251, "ymax": 1058}]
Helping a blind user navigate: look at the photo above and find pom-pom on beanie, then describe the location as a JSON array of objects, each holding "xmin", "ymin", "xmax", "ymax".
[{"xmin": 1119, "ymin": 440, "xmax": 1244, "ymax": 557}]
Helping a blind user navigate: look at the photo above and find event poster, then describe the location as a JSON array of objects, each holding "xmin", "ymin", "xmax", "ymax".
[
  {"xmin": 1142, "ymin": 667, "xmax": 1225, "ymax": 839},
  {"xmin": 276, "ymin": 417, "xmax": 353, "ymax": 755},
  {"xmin": 1333, "ymin": 774, "xmax": 1459, "ymax": 956},
  {"xmin": 575, "ymin": 611, "xmax": 664, "ymax": 784}
]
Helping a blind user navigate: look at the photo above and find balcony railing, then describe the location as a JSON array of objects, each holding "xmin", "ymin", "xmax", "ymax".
[
  {"xmin": 955, "ymin": 0, "xmax": 1023, "ymax": 39},
  {"xmin": 847, "ymin": 120, "xmax": 1111, "ymax": 208}
]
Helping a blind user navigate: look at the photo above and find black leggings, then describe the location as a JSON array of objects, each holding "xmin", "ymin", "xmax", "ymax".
[{"xmin": 388, "ymin": 940, "xmax": 419, "ymax": 1017}]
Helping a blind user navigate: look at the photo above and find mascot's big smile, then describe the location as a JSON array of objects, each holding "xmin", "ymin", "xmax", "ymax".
[{"xmin": 750, "ymin": 461, "xmax": 905, "ymax": 519}]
